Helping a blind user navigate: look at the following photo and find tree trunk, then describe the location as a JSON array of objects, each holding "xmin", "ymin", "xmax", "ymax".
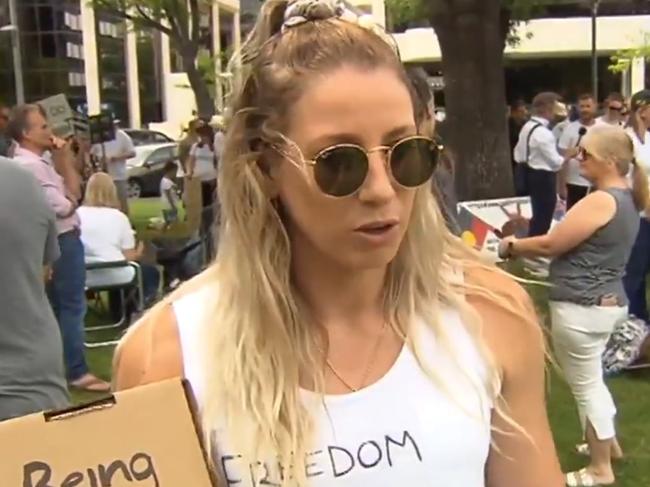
[
  {"xmin": 183, "ymin": 52, "xmax": 216, "ymax": 119},
  {"xmin": 430, "ymin": 0, "xmax": 513, "ymax": 201}
]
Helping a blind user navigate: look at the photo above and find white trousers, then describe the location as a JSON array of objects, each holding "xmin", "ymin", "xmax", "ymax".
[{"xmin": 549, "ymin": 301, "xmax": 627, "ymax": 440}]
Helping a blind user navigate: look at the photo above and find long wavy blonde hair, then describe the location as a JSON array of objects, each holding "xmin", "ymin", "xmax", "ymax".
[{"xmin": 193, "ymin": 0, "xmax": 537, "ymax": 483}]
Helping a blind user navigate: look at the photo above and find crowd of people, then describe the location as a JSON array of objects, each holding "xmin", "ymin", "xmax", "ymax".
[
  {"xmin": 1, "ymin": 0, "xmax": 649, "ymax": 485},
  {"xmin": 0, "ymin": 100, "xmax": 226, "ymax": 421}
]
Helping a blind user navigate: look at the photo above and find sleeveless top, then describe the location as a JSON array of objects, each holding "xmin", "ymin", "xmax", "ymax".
[
  {"xmin": 549, "ymin": 187, "xmax": 640, "ymax": 306},
  {"xmin": 173, "ymin": 287, "xmax": 493, "ymax": 487}
]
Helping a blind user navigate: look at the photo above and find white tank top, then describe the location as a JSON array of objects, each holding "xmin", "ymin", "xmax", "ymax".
[{"xmin": 174, "ymin": 288, "xmax": 493, "ymax": 487}]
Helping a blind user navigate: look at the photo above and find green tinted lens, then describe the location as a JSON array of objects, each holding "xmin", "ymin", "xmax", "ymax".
[
  {"xmin": 314, "ymin": 146, "xmax": 369, "ymax": 197},
  {"xmin": 390, "ymin": 138, "xmax": 438, "ymax": 188}
]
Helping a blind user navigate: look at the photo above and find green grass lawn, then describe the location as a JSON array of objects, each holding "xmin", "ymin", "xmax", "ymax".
[{"xmin": 77, "ymin": 201, "xmax": 650, "ymax": 484}]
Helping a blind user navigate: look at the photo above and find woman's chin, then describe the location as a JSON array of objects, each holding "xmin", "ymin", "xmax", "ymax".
[{"xmin": 343, "ymin": 246, "xmax": 401, "ymax": 272}]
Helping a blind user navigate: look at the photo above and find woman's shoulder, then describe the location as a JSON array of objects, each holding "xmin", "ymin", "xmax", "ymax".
[
  {"xmin": 463, "ymin": 264, "xmax": 544, "ymax": 376},
  {"xmin": 112, "ymin": 272, "xmax": 214, "ymax": 390}
]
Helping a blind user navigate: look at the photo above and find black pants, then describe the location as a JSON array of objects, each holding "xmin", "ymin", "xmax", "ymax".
[
  {"xmin": 201, "ymin": 180, "xmax": 217, "ymax": 208},
  {"xmin": 566, "ymin": 184, "xmax": 590, "ymax": 211},
  {"xmin": 200, "ymin": 179, "xmax": 218, "ymax": 262},
  {"xmin": 526, "ymin": 167, "xmax": 557, "ymax": 237},
  {"xmin": 514, "ymin": 163, "xmax": 529, "ymax": 196}
]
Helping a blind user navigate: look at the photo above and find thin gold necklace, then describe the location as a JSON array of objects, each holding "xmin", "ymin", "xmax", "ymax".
[{"xmin": 323, "ymin": 321, "xmax": 388, "ymax": 393}]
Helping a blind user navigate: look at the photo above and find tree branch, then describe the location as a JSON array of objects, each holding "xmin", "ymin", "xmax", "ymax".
[
  {"xmin": 92, "ymin": 0, "xmax": 175, "ymax": 37},
  {"xmin": 165, "ymin": 2, "xmax": 189, "ymax": 42},
  {"xmin": 134, "ymin": 4, "xmax": 174, "ymax": 37}
]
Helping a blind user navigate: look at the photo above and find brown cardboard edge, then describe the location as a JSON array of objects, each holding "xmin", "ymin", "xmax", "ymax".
[
  {"xmin": 43, "ymin": 394, "xmax": 116, "ymax": 422},
  {"xmin": 181, "ymin": 379, "xmax": 219, "ymax": 487}
]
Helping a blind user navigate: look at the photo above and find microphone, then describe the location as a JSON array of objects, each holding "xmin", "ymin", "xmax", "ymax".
[{"xmin": 577, "ymin": 127, "xmax": 588, "ymax": 145}]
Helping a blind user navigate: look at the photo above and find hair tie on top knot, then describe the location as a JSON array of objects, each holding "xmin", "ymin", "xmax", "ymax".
[
  {"xmin": 279, "ymin": 0, "xmax": 400, "ymax": 57},
  {"xmin": 282, "ymin": 0, "xmax": 344, "ymax": 31}
]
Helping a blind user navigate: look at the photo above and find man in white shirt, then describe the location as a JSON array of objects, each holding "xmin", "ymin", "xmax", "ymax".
[
  {"xmin": 514, "ymin": 92, "xmax": 572, "ymax": 237},
  {"xmin": 558, "ymin": 93, "xmax": 598, "ymax": 210},
  {"xmin": 597, "ymin": 92, "xmax": 626, "ymax": 127},
  {"xmin": 90, "ymin": 121, "xmax": 135, "ymax": 215}
]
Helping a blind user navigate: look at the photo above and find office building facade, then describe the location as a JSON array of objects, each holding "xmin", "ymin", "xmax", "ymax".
[{"xmin": 0, "ymin": 0, "xmax": 241, "ymax": 134}]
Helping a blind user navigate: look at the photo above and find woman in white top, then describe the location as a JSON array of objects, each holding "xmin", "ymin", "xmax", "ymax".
[
  {"xmin": 113, "ymin": 1, "xmax": 563, "ymax": 486},
  {"xmin": 188, "ymin": 122, "xmax": 218, "ymax": 208},
  {"xmin": 78, "ymin": 173, "xmax": 160, "ymax": 308},
  {"xmin": 623, "ymin": 90, "xmax": 650, "ymax": 325}
]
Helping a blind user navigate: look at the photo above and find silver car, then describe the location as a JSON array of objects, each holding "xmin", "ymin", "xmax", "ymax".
[{"xmin": 126, "ymin": 143, "xmax": 180, "ymax": 199}]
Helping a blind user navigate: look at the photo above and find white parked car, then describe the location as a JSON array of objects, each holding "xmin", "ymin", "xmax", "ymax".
[{"xmin": 126, "ymin": 143, "xmax": 180, "ymax": 199}]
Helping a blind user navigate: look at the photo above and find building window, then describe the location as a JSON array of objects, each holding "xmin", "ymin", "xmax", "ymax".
[
  {"xmin": 96, "ymin": 12, "xmax": 128, "ymax": 122},
  {"xmin": 64, "ymin": 11, "xmax": 82, "ymax": 31},
  {"xmin": 138, "ymin": 30, "xmax": 163, "ymax": 124},
  {"xmin": 68, "ymin": 72, "xmax": 85, "ymax": 87},
  {"xmin": 98, "ymin": 20, "xmax": 120, "ymax": 38},
  {"xmin": 10, "ymin": 1, "xmax": 86, "ymax": 105},
  {"xmin": 66, "ymin": 42, "xmax": 83, "ymax": 59}
]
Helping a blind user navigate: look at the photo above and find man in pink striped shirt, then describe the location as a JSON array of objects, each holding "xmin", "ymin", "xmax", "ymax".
[{"xmin": 8, "ymin": 105, "xmax": 109, "ymax": 393}]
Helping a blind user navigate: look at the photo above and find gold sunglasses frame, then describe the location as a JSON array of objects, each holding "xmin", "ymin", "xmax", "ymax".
[{"xmin": 273, "ymin": 135, "xmax": 443, "ymax": 198}]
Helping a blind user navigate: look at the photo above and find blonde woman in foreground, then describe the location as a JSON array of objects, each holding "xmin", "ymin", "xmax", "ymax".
[
  {"xmin": 500, "ymin": 125, "xmax": 648, "ymax": 486},
  {"xmin": 113, "ymin": 1, "xmax": 563, "ymax": 485}
]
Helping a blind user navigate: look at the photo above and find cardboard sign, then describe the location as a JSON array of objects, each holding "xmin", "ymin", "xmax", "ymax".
[
  {"xmin": 37, "ymin": 94, "xmax": 75, "ymax": 138},
  {"xmin": 457, "ymin": 196, "xmax": 565, "ymax": 261},
  {"xmin": 0, "ymin": 379, "xmax": 216, "ymax": 487},
  {"xmin": 88, "ymin": 113, "xmax": 116, "ymax": 145}
]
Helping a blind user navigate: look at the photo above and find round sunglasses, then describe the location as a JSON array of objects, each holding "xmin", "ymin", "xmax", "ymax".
[{"xmin": 278, "ymin": 135, "xmax": 442, "ymax": 197}]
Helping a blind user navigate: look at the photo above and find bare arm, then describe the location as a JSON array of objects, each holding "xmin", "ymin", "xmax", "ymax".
[
  {"xmin": 468, "ymin": 268, "xmax": 564, "ymax": 487},
  {"xmin": 113, "ymin": 301, "xmax": 184, "ymax": 390},
  {"xmin": 504, "ymin": 190, "xmax": 616, "ymax": 258},
  {"xmin": 187, "ymin": 154, "xmax": 197, "ymax": 178},
  {"xmin": 122, "ymin": 241, "xmax": 144, "ymax": 262},
  {"xmin": 113, "ymin": 273, "xmax": 215, "ymax": 390}
]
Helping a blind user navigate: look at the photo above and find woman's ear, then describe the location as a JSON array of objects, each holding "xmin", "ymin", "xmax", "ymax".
[{"xmin": 257, "ymin": 156, "xmax": 280, "ymax": 199}]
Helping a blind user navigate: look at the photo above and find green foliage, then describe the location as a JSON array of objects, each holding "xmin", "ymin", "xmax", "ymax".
[
  {"xmin": 609, "ymin": 33, "xmax": 650, "ymax": 74},
  {"xmin": 90, "ymin": 0, "xmax": 213, "ymax": 43},
  {"xmin": 384, "ymin": 0, "xmax": 425, "ymax": 27},
  {"xmin": 386, "ymin": 0, "xmax": 578, "ymax": 28}
]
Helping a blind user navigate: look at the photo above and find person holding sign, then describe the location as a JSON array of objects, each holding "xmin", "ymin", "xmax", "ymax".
[
  {"xmin": 90, "ymin": 120, "xmax": 136, "ymax": 215},
  {"xmin": 114, "ymin": 1, "xmax": 563, "ymax": 486},
  {"xmin": 8, "ymin": 104, "xmax": 109, "ymax": 393},
  {"xmin": 499, "ymin": 125, "xmax": 648, "ymax": 486}
]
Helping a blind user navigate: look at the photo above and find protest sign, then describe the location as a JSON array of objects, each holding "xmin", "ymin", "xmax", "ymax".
[
  {"xmin": 89, "ymin": 112, "xmax": 116, "ymax": 145},
  {"xmin": 0, "ymin": 379, "xmax": 216, "ymax": 486},
  {"xmin": 457, "ymin": 197, "xmax": 565, "ymax": 261},
  {"xmin": 37, "ymin": 94, "xmax": 75, "ymax": 138}
]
